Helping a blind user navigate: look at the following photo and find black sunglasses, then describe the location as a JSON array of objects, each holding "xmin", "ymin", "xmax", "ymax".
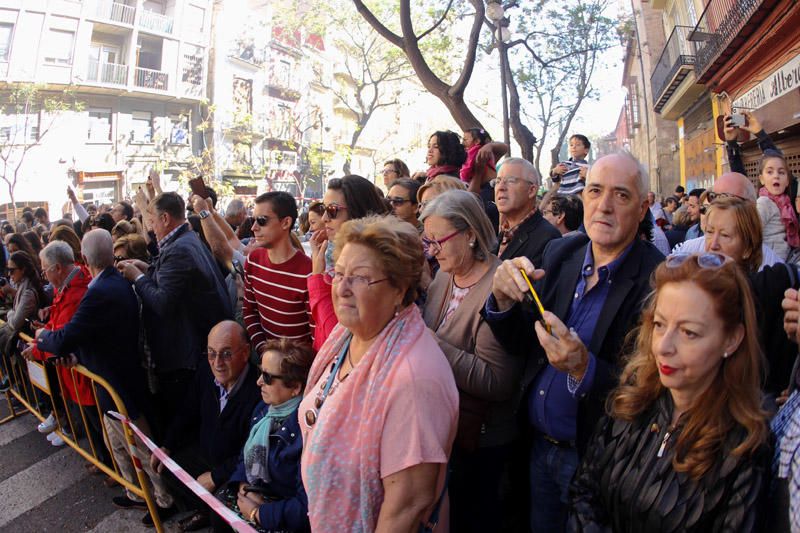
[
  {"xmin": 254, "ymin": 215, "xmax": 272, "ymax": 227},
  {"xmin": 388, "ymin": 197, "xmax": 412, "ymax": 207},
  {"xmin": 260, "ymin": 370, "xmax": 287, "ymax": 385},
  {"xmin": 6, "ymin": 267, "xmax": 18, "ymax": 273},
  {"xmin": 114, "ymin": 255, "xmax": 126, "ymax": 262}
]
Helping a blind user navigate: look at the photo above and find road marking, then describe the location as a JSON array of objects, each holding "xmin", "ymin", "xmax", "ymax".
[
  {"xmin": 0, "ymin": 447, "xmax": 89, "ymax": 528},
  {"xmin": 0, "ymin": 413, "xmax": 35, "ymax": 446}
]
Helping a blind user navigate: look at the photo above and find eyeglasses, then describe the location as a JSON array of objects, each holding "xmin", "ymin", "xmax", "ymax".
[
  {"xmin": 665, "ymin": 252, "xmax": 729, "ymax": 270},
  {"xmin": 324, "ymin": 204, "xmax": 347, "ymax": 219},
  {"xmin": 203, "ymin": 348, "xmax": 241, "ymax": 362},
  {"xmin": 254, "ymin": 215, "xmax": 273, "ymax": 227},
  {"xmin": 382, "ymin": 169, "xmax": 398, "ymax": 176},
  {"xmin": 699, "ymin": 204, "xmax": 710, "ymax": 216},
  {"xmin": 388, "ymin": 197, "xmax": 412, "ymax": 207},
  {"xmin": 260, "ymin": 370, "xmax": 287, "ymax": 385},
  {"xmin": 490, "ymin": 176, "xmax": 533, "ymax": 188},
  {"xmin": 113, "ymin": 255, "xmax": 126, "ymax": 263},
  {"xmin": 326, "ymin": 272, "xmax": 388, "ymax": 289},
  {"xmin": 706, "ymin": 191, "xmax": 742, "ymax": 202},
  {"xmin": 6, "ymin": 267, "xmax": 18, "ymax": 274},
  {"xmin": 422, "ymin": 230, "xmax": 461, "ymax": 255}
]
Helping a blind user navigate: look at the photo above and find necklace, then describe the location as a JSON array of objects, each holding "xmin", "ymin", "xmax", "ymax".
[{"xmin": 305, "ymin": 336, "xmax": 351, "ymax": 427}]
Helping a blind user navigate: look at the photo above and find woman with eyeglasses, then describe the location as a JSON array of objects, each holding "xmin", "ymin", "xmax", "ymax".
[
  {"xmin": 382, "ymin": 159, "xmax": 411, "ymax": 189},
  {"xmin": 308, "ymin": 175, "xmax": 387, "ymax": 351},
  {"xmin": 300, "ymin": 215, "xmax": 458, "ymax": 532},
  {"xmin": 220, "ymin": 338, "xmax": 314, "ymax": 532},
  {"xmin": 6, "ymin": 232, "xmax": 42, "ymax": 275},
  {"xmin": 569, "ymin": 253, "xmax": 770, "ymax": 532},
  {"xmin": 420, "ymin": 189, "xmax": 522, "ymax": 533}
]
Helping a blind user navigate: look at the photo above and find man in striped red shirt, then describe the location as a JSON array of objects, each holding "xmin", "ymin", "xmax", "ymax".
[{"xmin": 243, "ymin": 192, "xmax": 314, "ymax": 352}]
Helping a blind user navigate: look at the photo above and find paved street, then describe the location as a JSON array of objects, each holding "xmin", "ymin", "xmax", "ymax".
[{"xmin": 0, "ymin": 399, "xmax": 211, "ymax": 533}]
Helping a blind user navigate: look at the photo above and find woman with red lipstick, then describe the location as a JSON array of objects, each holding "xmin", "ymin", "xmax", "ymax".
[{"xmin": 569, "ymin": 253, "xmax": 771, "ymax": 532}]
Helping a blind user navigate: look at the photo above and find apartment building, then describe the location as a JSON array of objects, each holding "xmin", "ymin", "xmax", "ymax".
[{"xmin": 0, "ymin": 0, "xmax": 211, "ymax": 216}]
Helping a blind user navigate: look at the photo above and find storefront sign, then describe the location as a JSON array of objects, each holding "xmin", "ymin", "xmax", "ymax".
[{"xmin": 733, "ymin": 53, "xmax": 800, "ymax": 111}]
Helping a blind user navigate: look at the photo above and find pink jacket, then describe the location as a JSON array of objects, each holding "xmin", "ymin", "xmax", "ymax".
[{"xmin": 308, "ymin": 273, "xmax": 337, "ymax": 352}]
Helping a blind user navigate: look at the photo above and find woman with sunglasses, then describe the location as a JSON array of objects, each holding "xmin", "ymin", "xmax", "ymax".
[
  {"xmin": 221, "ymin": 338, "xmax": 314, "ymax": 532},
  {"xmin": 421, "ymin": 190, "xmax": 522, "ymax": 533},
  {"xmin": 387, "ymin": 178, "xmax": 422, "ymax": 232},
  {"xmin": 300, "ymin": 215, "xmax": 458, "ymax": 532},
  {"xmin": 6, "ymin": 232, "xmax": 42, "ymax": 274},
  {"xmin": 308, "ymin": 175, "xmax": 387, "ymax": 351},
  {"xmin": 569, "ymin": 253, "xmax": 770, "ymax": 531}
]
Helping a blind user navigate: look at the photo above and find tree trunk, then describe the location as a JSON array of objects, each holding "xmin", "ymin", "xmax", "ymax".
[
  {"xmin": 502, "ymin": 51, "xmax": 536, "ymax": 161},
  {"xmin": 343, "ymin": 121, "xmax": 367, "ymax": 175}
]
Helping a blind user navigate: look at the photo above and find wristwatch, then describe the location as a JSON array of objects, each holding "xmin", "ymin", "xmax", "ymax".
[{"xmin": 199, "ymin": 209, "xmax": 211, "ymax": 220}]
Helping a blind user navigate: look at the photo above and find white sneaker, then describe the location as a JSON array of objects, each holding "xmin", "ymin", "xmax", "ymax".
[
  {"xmin": 46, "ymin": 431, "xmax": 57, "ymax": 442},
  {"xmin": 38, "ymin": 414, "xmax": 56, "ymax": 434},
  {"xmin": 50, "ymin": 434, "xmax": 66, "ymax": 447}
]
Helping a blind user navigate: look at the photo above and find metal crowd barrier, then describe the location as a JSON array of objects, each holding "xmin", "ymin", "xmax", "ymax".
[{"xmin": 0, "ymin": 327, "xmax": 164, "ymax": 532}]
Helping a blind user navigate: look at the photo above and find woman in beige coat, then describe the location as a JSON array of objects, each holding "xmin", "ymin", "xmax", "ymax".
[{"xmin": 421, "ymin": 189, "xmax": 523, "ymax": 533}]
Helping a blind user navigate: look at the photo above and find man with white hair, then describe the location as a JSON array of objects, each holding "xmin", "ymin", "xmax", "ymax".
[
  {"xmin": 36, "ymin": 229, "xmax": 176, "ymax": 525},
  {"xmin": 24, "ymin": 241, "xmax": 93, "ymax": 447},
  {"xmin": 672, "ymin": 171, "xmax": 782, "ymax": 269},
  {"xmin": 483, "ymin": 152, "xmax": 664, "ymax": 532},
  {"xmin": 224, "ymin": 198, "xmax": 247, "ymax": 231},
  {"xmin": 493, "ymin": 157, "xmax": 561, "ymax": 265}
]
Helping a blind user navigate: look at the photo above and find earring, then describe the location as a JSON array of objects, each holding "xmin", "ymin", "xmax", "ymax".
[
  {"xmin": 469, "ymin": 241, "xmax": 476, "ymax": 248},
  {"xmin": 723, "ymin": 351, "xmax": 729, "ymax": 359}
]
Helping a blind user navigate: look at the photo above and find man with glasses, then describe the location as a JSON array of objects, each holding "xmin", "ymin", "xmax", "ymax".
[
  {"xmin": 243, "ymin": 191, "xmax": 314, "ymax": 353},
  {"xmin": 672, "ymin": 172, "xmax": 783, "ymax": 269},
  {"xmin": 483, "ymin": 152, "xmax": 664, "ymax": 532},
  {"xmin": 493, "ymin": 157, "xmax": 561, "ymax": 265},
  {"xmin": 150, "ymin": 320, "xmax": 260, "ymax": 531}
]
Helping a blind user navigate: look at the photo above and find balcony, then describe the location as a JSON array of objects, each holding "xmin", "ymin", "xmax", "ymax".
[
  {"xmin": 691, "ymin": 0, "xmax": 766, "ymax": 83},
  {"xmin": 87, "ymin": 61, "xmax": 128, "ymax": 86},
  {"xmin": 651, "ymin": 26, "xmax": 697, "ymax": 113},
  {"xmin": 265, "ymin": 77, "xmax": 301, "ymax": 101},
  {"xmin": 139, "ymin": 10, "xmax": 174, "ymax": 34},
  {"xmin": 134, "ymin": 67, "xmax": 168, "ymax": 91},
  {"xmin": 93, "ymin": 0, "xmax": 135, "ymax": 25}
]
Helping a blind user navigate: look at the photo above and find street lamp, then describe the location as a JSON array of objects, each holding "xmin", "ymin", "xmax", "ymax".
[{"xmin": 487, "ymin": 1, "xmax": 511, "ymax": 149}]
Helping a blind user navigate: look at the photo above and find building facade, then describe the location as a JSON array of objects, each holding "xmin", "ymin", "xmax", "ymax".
[{"xmin": 0, "ymin": 0, "xmax": 212, "ymax": 216}]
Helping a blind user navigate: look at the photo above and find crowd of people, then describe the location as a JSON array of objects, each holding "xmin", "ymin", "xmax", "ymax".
[{"xmin": 1, "ymin": 110, "xmax": 800, "ymax": 533}]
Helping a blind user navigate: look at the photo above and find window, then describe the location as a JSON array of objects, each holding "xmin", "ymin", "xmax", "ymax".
[
  {"xmin": 185, "ymin": 5, "xmax": 205, "ymax": 34},
  {"xmin": 275, "ymin": 59, "xmax": 291, "ymax": 87},
  {"xmin": 0, "ymin": 23, "xmax": 13, "ymax": 62},
  {"xmin": 44, "ymin": 29, "xmax": 74, "ymax": 65},
  {"xmin": 233, "ymin": 78, "xmax": 253, "ymax": 115},
  {"xmin": 0, "ymin": 112, "xmax": 40, "ymax": 144},
  {"xmin": 182, "ymin": 46, "xmax": 203, "ymax": 85},
  {"xmin": 131, "ymin": 111, "xmax": 153, "ymax": 143},
  {"xmin": 233, "ymin": 142, "xmax": 252, "ymax": 166},
  {"xmin": 169, "ymin": 114, "xmax": 189, "ymax": 144},
  {"xmin": 88, "ymin": 108, "xmax": 112, "ymax": 142}
]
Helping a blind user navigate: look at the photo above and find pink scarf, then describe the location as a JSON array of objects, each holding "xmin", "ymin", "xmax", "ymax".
[
  {"xmin": 426, "ymin": 164, "xmax": 461, "ymax": 181},
  {"xmin": 759, "ymin": 187, "xmax": 800, "ymax": 248},
  {"xmin": 301, "ymin": 305, "xmax": 426, "ymax": 530}
]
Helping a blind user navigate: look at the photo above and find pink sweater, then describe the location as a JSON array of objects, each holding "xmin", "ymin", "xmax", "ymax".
[{"xmin": 308, "ymin": 273, "xmax": 338, "ymax": 352}]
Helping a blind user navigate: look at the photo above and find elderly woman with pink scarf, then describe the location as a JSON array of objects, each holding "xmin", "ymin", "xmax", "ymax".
[{"xmin": 299, "ymin": 215, "xmax": 459, "ymax": 532}]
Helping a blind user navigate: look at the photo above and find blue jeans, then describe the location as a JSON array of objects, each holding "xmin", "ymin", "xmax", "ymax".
[{"xmin": 529, "ymin": 434, "xmax": 579, "ymax": 533}]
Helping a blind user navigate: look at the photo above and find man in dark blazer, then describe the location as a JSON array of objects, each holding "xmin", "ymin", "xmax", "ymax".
[
  {"xmin": 119, "ymin": 192, "xmax": 232, "ymax": 436},
  {"xmin": 494, "ymin": 157, "xmax": 561, "ymax": 266},
  {"xmin": 36, "ymin": 229, "xmax": 176, "ymax": 524},
  {"xmin": 483, "ymin": 153, "xmax": 664, "ymax": 533}
]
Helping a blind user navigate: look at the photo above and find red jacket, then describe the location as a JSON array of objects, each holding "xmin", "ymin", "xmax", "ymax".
[{"xmin": 32, "ymin": 264, "xmax": 94, "ymax": 405}]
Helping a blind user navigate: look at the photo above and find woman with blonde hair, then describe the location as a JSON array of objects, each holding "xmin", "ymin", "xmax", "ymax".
[
  {"xmin": 703, "ymin": 195, "xmax": 763, "ymax": 274},
  {"xmin": 569, "ymin": 253, "xmax": 770, "ymax": 531},
  {"xmin": 49, "ymin": 225, "xmax": 83, "ymax": 264}
]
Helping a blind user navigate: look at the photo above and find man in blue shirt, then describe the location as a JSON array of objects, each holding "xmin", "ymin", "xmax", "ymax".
[{"xmin": 483, "ymin": 152, "xmax": 665, "ymax": 532}]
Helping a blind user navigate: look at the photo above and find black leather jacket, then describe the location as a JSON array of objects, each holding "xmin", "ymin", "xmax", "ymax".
[{"xmin": 568, "ymin": 394, "xmax": 771, "ymax": 532}]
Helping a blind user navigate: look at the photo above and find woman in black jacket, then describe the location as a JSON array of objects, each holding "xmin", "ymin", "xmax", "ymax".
[{"xmin": 569, "ymin": 253, "xmax": 771, "ymax": 532}]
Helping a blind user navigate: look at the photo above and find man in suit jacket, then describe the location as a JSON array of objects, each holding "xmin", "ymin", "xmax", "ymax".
[
  {"xmin": 36, "ymin": 229, "xmax": 176, "ymax": 524},
  {"xmin": 483, "ymin": 153, "xmax": 665, "ymax": 533},
  {"xmin": 119, "ymin": 192, "xmax": 232, "ymax": 436},
  {"xmin": 494, "ymin": 157, "xmax": 561, "ymax": 266}
]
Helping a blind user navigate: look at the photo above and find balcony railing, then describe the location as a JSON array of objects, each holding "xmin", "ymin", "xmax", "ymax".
[
  {"xmin": 94, "ymin": 0, "xmax": 135, "ymax": 25},
  {"xmin": 651, "ymin": 25, "xmax": 697, "ymax": 113},
  {"xmin": 87, "ymin": 61, "xmax": 128, "ymax": 86},
  {"xmin": 139, "ymin": 10, "xmax": 174, "ymax": 34},
  {"xmin": 134, "ymin": 67, "xmax": 169, "ymax": 91},
  {"xmin": 691, "ymin": 0, "xmax": 765, "ymax": 82}
]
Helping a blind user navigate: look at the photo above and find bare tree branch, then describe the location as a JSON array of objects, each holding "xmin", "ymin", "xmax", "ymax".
[{"xmin": 417, "ymin": 0, "xmax": 455, "ymax": 42}]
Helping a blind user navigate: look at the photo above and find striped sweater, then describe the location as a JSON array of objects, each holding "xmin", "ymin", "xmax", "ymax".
[{"xmin": 243, "ymin": 249, "xmax": 314, "ymax": 350}]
